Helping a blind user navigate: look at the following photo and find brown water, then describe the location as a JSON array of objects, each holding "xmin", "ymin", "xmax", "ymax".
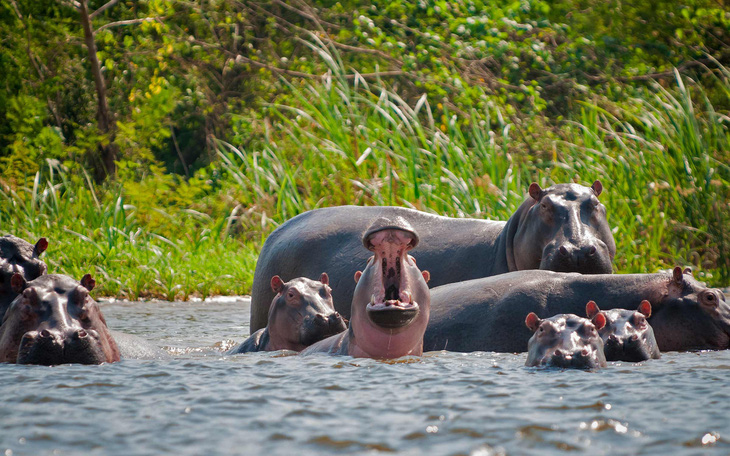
[{"xmin": 1, "ymin": 297, "xmax": 729, "ymax": 455}]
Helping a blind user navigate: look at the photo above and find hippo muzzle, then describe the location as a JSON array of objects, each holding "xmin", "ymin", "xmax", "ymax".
[
  {"xmin": 540, "ymin": 239, "xmax": 613, "ymax": 274},
  {"xmin": 17, "ymin": 327, "xmax": 107, "ymax": 365}
]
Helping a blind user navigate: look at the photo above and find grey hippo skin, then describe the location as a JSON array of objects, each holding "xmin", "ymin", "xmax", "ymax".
[
  {"xmin": 301, "ymin": 217, "xmax": 431, "ymax": 358},
  {"xmin": 424, "ymin": 267, "xmax": 729, "ymax": 353},
  {"xmin": 0, "ymin": 235, "xmax": 48, "ymax": 319},
  {"xmin": 227, "ymin": 273, "xmax": 347, "ymax": 354},
  {"xmin": 0, "ymin": 274, "xmax": 164, "ymax": 365},
  {"xmin": 586, "ymin": 300, "xmax": 661, "ymax": 362},
  {"xmin": 251, "ymin": 181, "xmax": 615, "ymax": 332},
  {"xmin": 525, "ymin": 312, "xmax": 607, "ymax": 368}
]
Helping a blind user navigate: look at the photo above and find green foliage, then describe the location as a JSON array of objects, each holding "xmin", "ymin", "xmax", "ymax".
[{"xmin": 0, "ymin": 0, "xmax": 728, "ymax": 296}]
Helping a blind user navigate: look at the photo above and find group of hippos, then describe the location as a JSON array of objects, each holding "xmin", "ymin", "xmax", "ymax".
[{"xmin": 1, "ymin": 181, "xmax": 728, "ymax": 368}]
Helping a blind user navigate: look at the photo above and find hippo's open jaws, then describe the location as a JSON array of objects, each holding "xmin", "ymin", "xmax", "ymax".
[{"xmin": 364, "ymin": 228, "xmax": 421, "ymax": 330}]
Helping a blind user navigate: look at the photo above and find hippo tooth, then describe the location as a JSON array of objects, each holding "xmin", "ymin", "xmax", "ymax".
[{"xmin": 400, "ymin": 290, "xmax": 412, "ymax": 304}]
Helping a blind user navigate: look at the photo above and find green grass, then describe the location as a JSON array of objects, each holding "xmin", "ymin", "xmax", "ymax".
[{"xmin": 1, "ymin": 41, "xmax": 728, "ymax": 298}]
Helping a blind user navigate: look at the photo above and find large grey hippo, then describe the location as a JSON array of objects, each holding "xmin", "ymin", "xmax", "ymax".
[
  {"xmin": 251, "ymin": 181, "xmax": 615, "ymax": 332},
  {"xmin": 227, "ymin": 273, "xmax": 347, "ymax": 353},
  {"xmin": 0, "ymin": 235, "xmax": 48, "ymax": 319},
  {"xmin": 424, "ymin": 267, "xmax": 728, "ymax": 353},
  {"xmin": 302, "ymin": 217, "xmax": 431, "ymax": 358},
  {"xmin": 0, "ymin": 274, "xmax": 164, "ymax": 364}
]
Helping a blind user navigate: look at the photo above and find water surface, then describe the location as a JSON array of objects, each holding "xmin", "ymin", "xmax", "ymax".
[{"xmin": 1, "ymin": 298, "xmax": 728, "ymax": 455}]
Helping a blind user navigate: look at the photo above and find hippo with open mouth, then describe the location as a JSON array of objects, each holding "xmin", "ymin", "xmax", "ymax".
[
  {"xmin": 525, "ymin": 312, "xmax": 607, "ymax": 369},
  {"xmin": 0, "ymin": 235, "xmax": 48, "ymax": 319},
  {"xmin": 586, "ymin": 300, "xmax": 661, "ymax": 362},
  {"xmin": 250, "ymin": 181, "xmax": 615, "ymax": 332},
  {"xmin": 301, "ymin": 217, "xmax": 431, "ymax": 358},
  {"xmin": 227, "ymin": 273, "xmax": 347, "ymax": 353}
]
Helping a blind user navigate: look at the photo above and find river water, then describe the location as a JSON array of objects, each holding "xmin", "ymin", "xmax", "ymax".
[{"xmin": 1, "ymin": 297, "xmax": 729, "ymax": 455}]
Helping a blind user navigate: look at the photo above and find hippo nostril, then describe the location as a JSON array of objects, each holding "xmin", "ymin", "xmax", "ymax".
[
  {"xmin": 40, "ymin": 329, "xmax": 52, "ymax": 338},
  {"xmin": 629, "ymin": 334, "xmax": 639, "ymax": 342},
  {"xmin": 75, "ymin": 329, "xmax": 88, "ymax": 339},
  {"xmin": 314, "ymin": 314, "xmax": 327, "ymax": 326},
  {"xmin": 587, "ymin": 246, "xmax": 597, "ymax": 256},
  {"xmin": 581, "ymin": 348, "xmax": 590, "ymax": 357},
  {"xmin": 559, "ymin": 246, "xmax": 569, "ymax": 257}
]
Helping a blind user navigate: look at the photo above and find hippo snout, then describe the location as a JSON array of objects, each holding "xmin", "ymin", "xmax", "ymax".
[
  {"xmin": 17, "ymin": 327, "xmax": 104, "ymax": 365},
  {"xmin": 542, "ymin": 240, "xmax": 612, "ymax": 274}
]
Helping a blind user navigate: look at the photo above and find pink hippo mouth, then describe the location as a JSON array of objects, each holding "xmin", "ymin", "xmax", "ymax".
[{"xmin": 364, "ymin": 227, "xmax": 420, "ymax": 329}]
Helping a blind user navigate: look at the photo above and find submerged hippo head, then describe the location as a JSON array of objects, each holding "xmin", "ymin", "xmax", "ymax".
[
  {"xmin": 586, "ymin": 300, "xmax": 660, "ymax": 362},
  {"xmin": 525, "ymin": 312, "xmax": 607, "ymax": 369},
  {"xmin": 509, "ymin": 181, "xmax": 615, "ymax": 274},
  {"xmin": 0, "ymin": 235, "xmax": 48, "ymax": 318},
  {"xmin": 267, "ymin": 273, "xmax": 347, "ymax": 351},
  {"xmin": 649, "ymin": 267, "xmax": 730, "ymax": 351},
  {"xmin": 349, "ymin": 216, "xmax": 431, "ymax": 358},
  {"xmin": 0, "ymin": 274, "xmax": 119, "ymax": 365}
]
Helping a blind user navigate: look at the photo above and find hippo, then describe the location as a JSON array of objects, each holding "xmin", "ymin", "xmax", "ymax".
[
  {"xmin": 0, "ymin": 273, "xmax": 165, "ymax": 365},
  {"xmin": 525, "ymin": 312, "xmax": 607, "ymax": 368},
  {"xmin": 227, "ymin": 273, "xmax": 347, "ymax": 353},
  {"xmin": 586, "ymin": 300, "xmax": 661, "ymax": 362},
  {"xmin": 424, "ymin": 267, "xmax": 729, "ymax": 353},
  {"xmin": 301, "ymin": 217, "xmax": 431, "ymax": 358},
  {"xmin": 0, "ymin": 235, "xmax": 48, "ymax": 319},
  {"xmin": 250, "ymin": 181, "xmax": 615, "ymax": 332}
]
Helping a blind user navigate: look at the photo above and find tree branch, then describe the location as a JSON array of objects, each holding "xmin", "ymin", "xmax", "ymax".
[
  {"xmin": 94, "ymin": 17, "xmax": 164, "ymax": 35},
  {"xmin": 90, "ymin": 0, "xmax": 120, "ymax": 19}
]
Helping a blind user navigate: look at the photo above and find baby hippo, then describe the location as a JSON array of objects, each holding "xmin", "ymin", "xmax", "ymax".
[
  {"xmin": 586, "ymin": 300, "xmax": 660, "ymax": 362},
  {"xmin": 1, "ymin": 235, "xmax": 48, "ymax": 319},
  {"xmin": 525, "ymin": 312, "xmax": 607, "ymax": 368},
  {"xmin": 227, "ymin": 273, "xmax": 347, "ymax": 353}
]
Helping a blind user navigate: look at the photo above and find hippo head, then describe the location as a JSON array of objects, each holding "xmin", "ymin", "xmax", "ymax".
[
  {"xmin": 0, "ymin": 274, "xmax": 120, "ymax": 365},
  {"xmin": 266, "ymin": 273, "xmax": 347, "ymax": 351},
  {"xmin": 586, "ymin": 300, "xmax": 660, "ymax": 362},
  {"xmin": 0, "ymin": 235, "xmax": 48, "ymax": 318},
  {"xmin": 525, "ymin": 312, "xmax": 607, "ymax": 369},
  {"xmin": 349, "ymin": 216, "xmax": 431, "ymax": 358},
  {"xmin": 649, "ymin": 267, "xmax": 730, "ymax": 351},
  {"xmin": 509, "ymin": 181, "xmax": 615, "ymax": 274}
]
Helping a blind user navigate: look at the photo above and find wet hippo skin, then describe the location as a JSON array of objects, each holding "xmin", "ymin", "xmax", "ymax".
[
  {"xmin": 525, "ymin": 312, "xmax": 607, "ymax": 368},
  {"xmin": 251, "ymin": 181, "xmax": 615, "ymax": 332},
  {"xmin": 302, "ymin": 216, "xmax": 431, "ymax": 358},
  {"xmin": 424, "ymin": 267, "xmax": 729, "ymax": 353},
  {"xmin": 586, "ymin": 300, "xmax": 661, "ymax": 362},
  {"xmin": 227, "ymin": 273, "xmax": 347, "ymax": 353}
]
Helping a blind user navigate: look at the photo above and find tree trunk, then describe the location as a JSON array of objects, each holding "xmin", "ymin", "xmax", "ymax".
[{"xmin": 79, "ymin": 0, "xmax": 117, "ymax": 180}]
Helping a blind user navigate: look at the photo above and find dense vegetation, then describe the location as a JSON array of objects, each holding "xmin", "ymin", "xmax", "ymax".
[{"xmin": 1, "ymin": 0, "xmax": 728, "ymax": 298}]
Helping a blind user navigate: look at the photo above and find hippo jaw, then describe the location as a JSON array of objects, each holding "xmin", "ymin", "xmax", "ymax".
[
  {"xmin": 364, "ymin": 229, "xmax": 420, "ymax": 331},
  {"xmin": 299, "ymin": 312, "xmax": 348, "ymax": 347}
]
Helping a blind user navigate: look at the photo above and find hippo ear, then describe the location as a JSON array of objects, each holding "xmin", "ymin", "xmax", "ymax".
[
  {"xmin": 354, "ymin": 271, "xmax": 362, "ymax": 283},
  {"xmin": 422, "ymin": 270, "xmax": 430, "ymax": 283},
  {"xmin": 683, "ymin": 267, "xmax": 693, "ymax": 276},
  {"xmin": 591, "ymin": 180, "xmax": 603, "ymax": 197},
  {"xmin": 638, "ymin": 300, "xmax": 652, "ymax": 318},
  {"xmin": 10, "ymin": 273, "xmax": 27, "ymax": 293},
  {"xmin": 585, "ymin": 300, "xmax": 601, "ymax": 318},
  {"xmin": 319, "ymin": 272, "xmax": 329, "ymax": 286},
  {"xmin": 33, "ymin": 238, "xmax": 48, "ymax": 257},
  {"xmin": 672, "ymin": 266, "xmax": 684, "ymax": 284},
  {"xmin": 591, "ymin": 312, "xmax": 607, "ymax": 331},
  {"xmin": 528, "ymin": 183, "xmax": 542, "ymax": 201},
  {"xmin": 270, "ymin": 275, "xmax": 284, "ymax": 294},
  {"xmin": 525, "ymin": 312, "xmax": 541, "ymax": 332},
  {"xmin": 80, "ymin": 273, "xmax": 96, "ymax": 291}
]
